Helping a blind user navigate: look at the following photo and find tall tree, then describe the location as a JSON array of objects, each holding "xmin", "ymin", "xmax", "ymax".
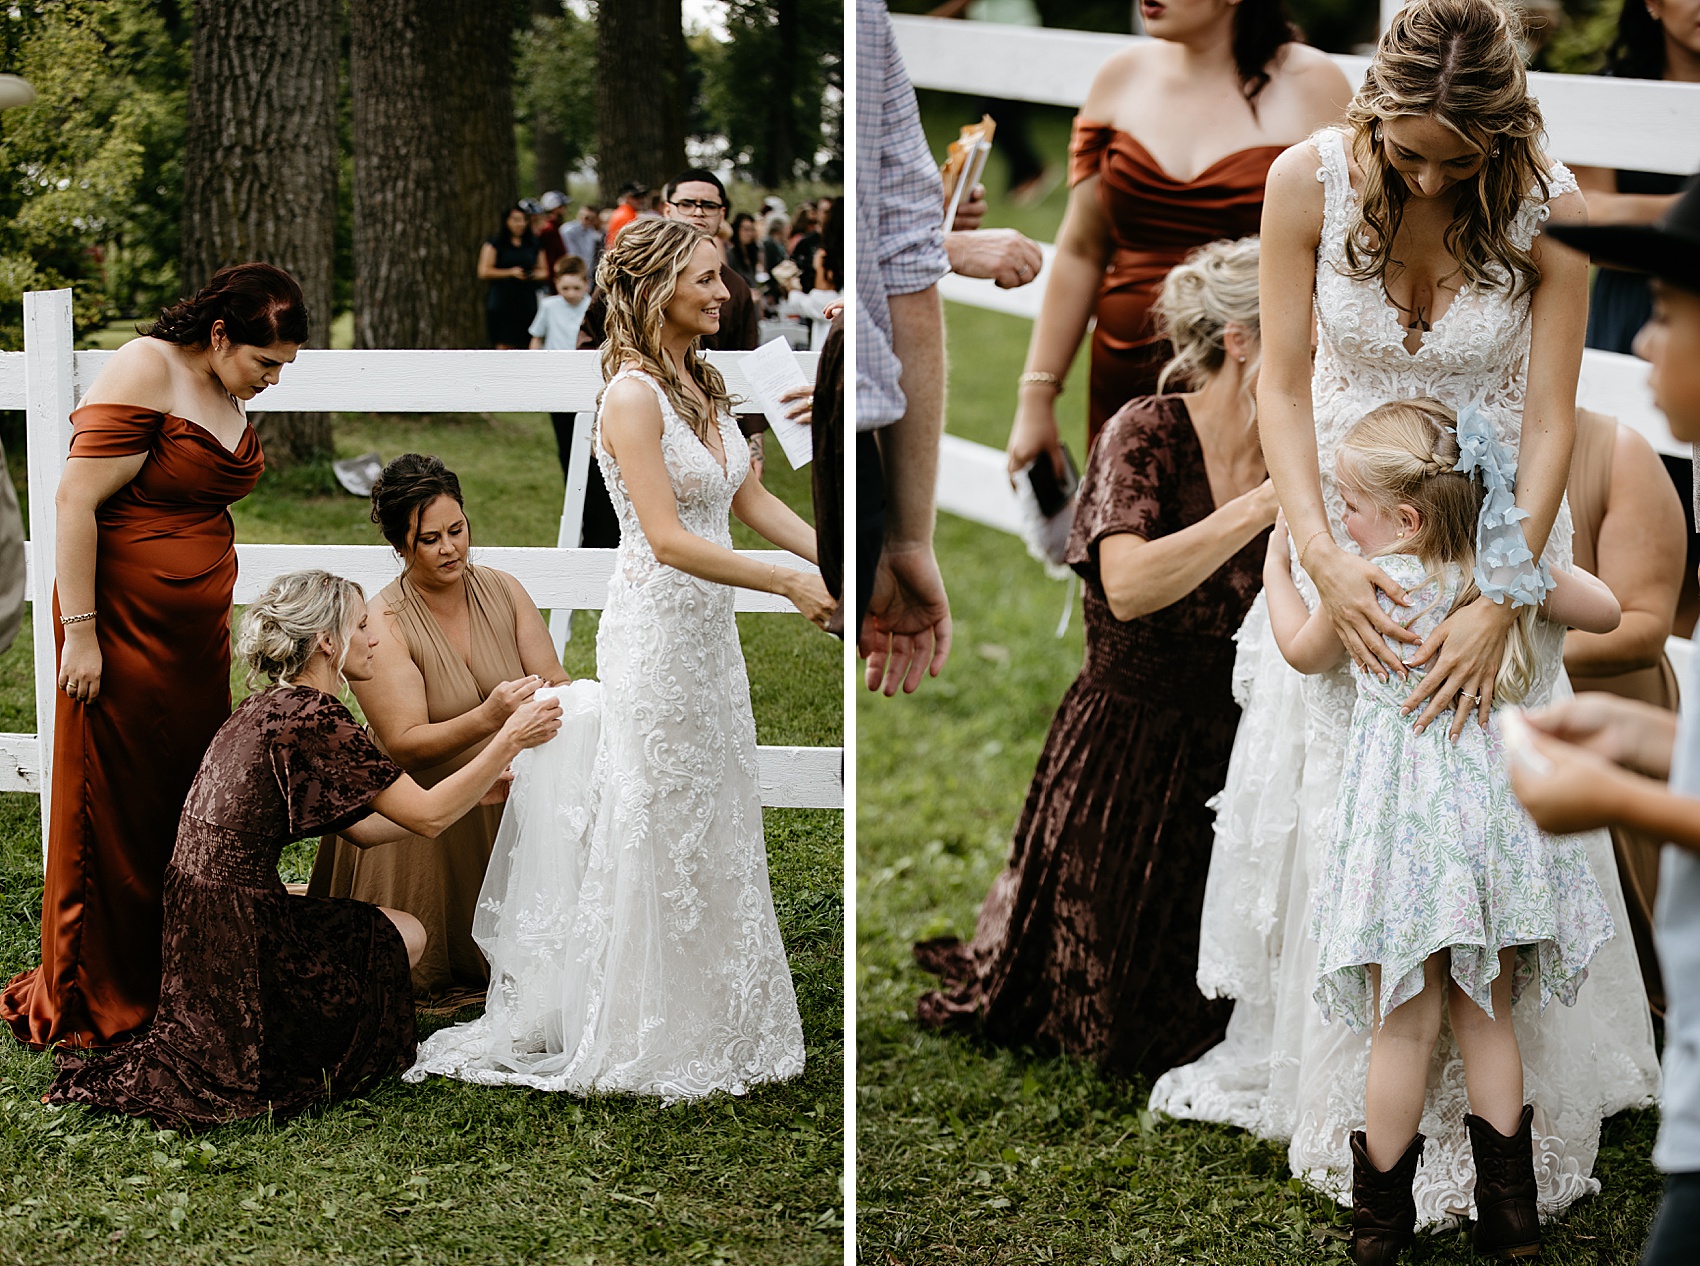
[
  {"xmin": 529, "ymin": 0, "xmax": 569, "ymax": 191},
  {"xmin": 703, "ymin": 0, "xmax": 842, "ymax": 187},
  {"xmin": 596, "ymin": 0, "xmax": 686, "ymax": 199},
  {"xmin": 181, "ymin": 0, "xmax": 339, "ymax": 467},
  {"xmin": 350, "ymin": 0, "xmax": 519, "ymax": 350}
]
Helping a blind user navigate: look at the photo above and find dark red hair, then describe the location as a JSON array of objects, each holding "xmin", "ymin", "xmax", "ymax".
[{"xmin": 142, "ymin": 262, "xmax": 310, "ymax": 349}]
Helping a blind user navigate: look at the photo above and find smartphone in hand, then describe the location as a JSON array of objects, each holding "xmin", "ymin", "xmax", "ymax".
[{"xmin": 1027, "ymin": 445, "xmax": 1079, "ymax": 518}]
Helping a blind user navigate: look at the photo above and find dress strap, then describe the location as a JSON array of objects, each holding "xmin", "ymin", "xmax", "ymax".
[
  {"xmin": 1516, "ymin": 161, "xmax": 1579, "ymax": 252},
  {"xmin": 1311, "ymin": 128, "xmax": 1353, "ymax": 257}
]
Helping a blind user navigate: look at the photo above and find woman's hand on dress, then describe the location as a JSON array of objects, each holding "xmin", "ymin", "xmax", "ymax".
[
  {"xmin": 1007, "ymin": 393, "xmax": 1065, "ymax": 482},
  {"xmin": 478, "ymin": 768, "xmax": 515, "ymax": 805},
  {"xmin": 499, "ymin": 695, "xmax": 562, "ymax": 751},
  {"xmin": 777, "ymin": 566, "xmax": 835, "ymax": 630},
  {"xmin": 58, "ymin": 625, "xmax": 102, "ymax": 704},
  {"xmin": 482, "ymin": 674, "xmax": 544, "ymax": 726},
  {"xmin": 1308, "ymin": 542, "xmax": 1419, "ymax": 682},
  {"xmin": 1402, "ymin": 596, "xmax": 1517, "ymax": 740}
]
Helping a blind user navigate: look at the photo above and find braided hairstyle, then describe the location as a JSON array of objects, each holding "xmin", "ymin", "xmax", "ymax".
[
  {"xmin": 1336, "ymin": 396, "xmax": 1539, "ymax": 701},
  {"xmin": 1152, "ymin": 235, "xmax": 1262, "ymax": 395}
]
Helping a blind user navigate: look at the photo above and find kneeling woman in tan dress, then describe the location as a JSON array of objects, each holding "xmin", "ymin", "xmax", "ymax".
[{"xmin": 309, "ymin": 454, "xmax": 570, "ymax": 1007}]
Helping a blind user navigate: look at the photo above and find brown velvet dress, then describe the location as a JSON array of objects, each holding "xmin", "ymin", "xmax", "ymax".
[
  {"xmin": 916, "ymin": 396, "xmax": 1267, "ymax": 1079},
  {"xmin": 308, "ymin": 565, "xmax": 524, "ymax": 1008},
  {"xmin": 3, "ymin": 406, "xmax": 264, "ymax": 1050},
  {"xmin": 47, "ymin": 688, "xmax": 411, "ymax": 1129},
  {"xmin": 1566, "ymin": 408, "xmax": 1680, "ymax": 1018},
  {"xmin": 1069, "ymin": 123, "xmax": 1278, "ymax": 446}
]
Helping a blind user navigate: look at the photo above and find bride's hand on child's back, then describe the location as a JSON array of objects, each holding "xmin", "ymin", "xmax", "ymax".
[
  {"xmin": 1402, "ymin": 597, "xmax": 1515, "ymax": 741},
  {"xmin": 1307, "ymin": 543, "xmax": 1417, "ymax": 681},
  {"xmin": 1523, "ymin": 693, "xmax": 1678, "ymax": 780}
]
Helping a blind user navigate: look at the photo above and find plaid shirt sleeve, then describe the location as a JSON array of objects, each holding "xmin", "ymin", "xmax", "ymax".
[{"xmin": 855, "ymin": 0, "xmax": 950, "ymax": 430}]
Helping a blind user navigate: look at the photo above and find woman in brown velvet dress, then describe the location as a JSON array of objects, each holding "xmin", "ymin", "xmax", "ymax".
[
  {"xmin": 1005, "ymin": 0, "xmax": 1349, "ymax": 476},
  {"xmin": 1563, "ymin": 407, "xmax": 1687, "ymax": 1018},
  {"xmin": 309, "ymin": 454, "xmax": 570, "ymax": 1008},
  {"xmin": 46, "ymin": 571, "xmax": 562, "ymax": 1129},
  {"xmin": 918, "ymin": 238, "xmax": 1275, "ymax": 1078},
  {"xmin": 2, "ymin": 264, "xmax": 303, "ymax": 1051}
]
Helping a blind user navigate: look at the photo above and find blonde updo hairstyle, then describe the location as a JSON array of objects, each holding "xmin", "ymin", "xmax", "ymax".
[
  {"xmin": 1153, "ymin": 235, "xmax": 1262, "ymax": 398},
  {"xmin": 1336, "ymin": 398, "xmax": 1538, "ymax": 702},
  {"xmin": 237, "ymin": 570, "xmax": 367, "ymax": 689},
  {"xmin": 595, "ymin": 217, "xmax": 734, "ymax": 443},
  {"xmin": 1343, "ymin": 0, "xmax": 1550, "ymax": 299}
]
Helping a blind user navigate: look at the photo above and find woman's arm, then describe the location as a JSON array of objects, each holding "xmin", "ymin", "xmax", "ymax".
[
  {"xmin": 1257, "ymin": 141, "xmax": 1419, "ymax": 681},
  {"xmin": 1565, "ymin": 423, "xmax": 1686, "ymax": 677},
  {"xmin": 1541, "ymin": 566, "xmax": 1621, "ymax": 635},
  {"xmin": 531, "ymin": 249, "xmax": 548, "ymax": 281},
  {"xmin": 367, "ymin": 696, "xmax": 560, "ymax": 837},
  {"xmin": 497, "ymin": 570, "xmax": 572, "ymax": 685},
  {"xmin": 349, "ymin": 598, "xmax": 542, "ymax": 769},
  {"xmin": 476, "ymin": 241, "xmax": 508, "ymax": 281},
  {"xmin": 732, "ymin": 477, "xmax": 819, "ymax": 565},
  {"xmin": 1402, "ymin": 186, "xmax": 1590, "ymax": 738},
  {"xmin": 1098, "ymin": 479, "xmax": 1276, "ymax": 621},
  {"xmin": 601, "ymin": 378, "xmax": 833, "ymax": 628},
  {"xmin": 1572, "ymin": 165, "xmax": 1682, "ymax": 228},
  {"xmin": 1509, "ymin": 724, "xmax": 1700, "ymax": 850},
  {"xmin": 1004, "ymin": 53, "xmax": 1128, "ymax": 480},
  {"xmin": 1262, "ymin": 514, "xmax": 1346, "ymax": 673}
]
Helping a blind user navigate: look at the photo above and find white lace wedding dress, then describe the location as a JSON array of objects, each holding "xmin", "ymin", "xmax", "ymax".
[
  {"xmin": 1148, "ymin": 129, "xmax": 1660, "ymax": 1225},
  {"xmin": 404, "ymin": 366, "xmax": 806, "ymax": 1102}
]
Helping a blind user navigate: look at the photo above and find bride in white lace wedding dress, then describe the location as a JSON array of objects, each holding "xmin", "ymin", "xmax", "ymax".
[
  {"xmin": 1150, "ymin": 2, "xmax": 1660, "ymax": 1228},
  {"xmin": 405, "ymin": 219, "xmax": 833, "ymax": 1101}
]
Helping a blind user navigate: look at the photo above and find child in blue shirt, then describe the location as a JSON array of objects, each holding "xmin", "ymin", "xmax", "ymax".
[{"xmin": 529, "ymin": 255, "xmax": 590, "ymax": 350}]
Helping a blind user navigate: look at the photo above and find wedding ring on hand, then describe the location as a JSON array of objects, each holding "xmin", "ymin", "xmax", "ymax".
[{"xmin": 1461, "ymin": 691, "xmax": 1481, "ymax": 704}]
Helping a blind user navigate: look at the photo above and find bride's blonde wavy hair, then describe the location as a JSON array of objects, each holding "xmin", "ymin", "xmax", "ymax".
[
  {"xmin": 1342, "ymin": 0, "xmax": 1550, "ymax": 301},
  {"xmin": 595, "ymin": 217, "xmax": 733, "ymax": 443},
  {"xmin": 1336, "ymin": 398, "xmax": 1539, "ymax": 703}
]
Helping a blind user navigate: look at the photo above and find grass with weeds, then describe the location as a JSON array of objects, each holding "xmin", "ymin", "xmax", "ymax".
[
  {"xmin": 0, "ymin": 404, "xmax": 842, "ymax": 1266},
  {"xmin": 858, "ymin": 97, "xmax": 1662, "ymax": 1262}
]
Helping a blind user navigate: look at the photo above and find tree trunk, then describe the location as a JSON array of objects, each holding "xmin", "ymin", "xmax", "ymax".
[
  {"xmin": 530, "ymin": 0, "xmax": 569, "ymax": 192},
  {"xmin": 595, "ymin": 0, "xmax": 685, "ymax": 200},
  {"xmin": 181, "ymin": 0, "xmax": 340, "ymax": 469},
  {"xmin": 350, "ymin": 0, "xmax": 519, "ymax": 350},
  {"xmin": 765, "ymin": 0, "xmax": 800, "ymax": 188}
]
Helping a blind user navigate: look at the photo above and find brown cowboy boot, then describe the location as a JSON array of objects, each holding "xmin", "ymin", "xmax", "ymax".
[
  {"xmin": 1350, "ymin": 1129, "xmax": 1425, "ymax": 1265},
  {"xmin": 1466, "ymin": 1104, "xmax": 1542, "ymax": 1259}
]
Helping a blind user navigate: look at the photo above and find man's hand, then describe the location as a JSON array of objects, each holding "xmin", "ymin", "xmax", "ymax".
[
  {"xmin": 945, "ymin": 228, "xmax": 1042, "ymax": 289},
  {"xmin": 860, "ymin": 543, "xmax": 953, "ymax": 695},
  {"xmin": 951, "ymin": 183, "xmax": 987, "ymax": 232}
]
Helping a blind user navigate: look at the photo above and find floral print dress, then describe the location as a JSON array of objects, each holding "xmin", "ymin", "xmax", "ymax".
[{"xmin": 1310, "ymin": 554, "xmax": 1616, "ymax": 1033}]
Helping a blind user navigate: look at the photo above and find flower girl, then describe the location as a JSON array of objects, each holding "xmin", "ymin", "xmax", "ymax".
[{"xmin": 1262, "ymin": 397, "xmax": 1621, "ymax": 1264}]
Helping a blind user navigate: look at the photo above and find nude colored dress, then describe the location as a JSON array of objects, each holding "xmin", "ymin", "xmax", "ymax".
[{"xmin": 308, "ymin": 564, "xmax": 525, "ymax": 1008}]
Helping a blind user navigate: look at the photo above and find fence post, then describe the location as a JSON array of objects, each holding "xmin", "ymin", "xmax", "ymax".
[
  {"xmin": 23, "ymin": 289, "xmax": 74, "ymax": 863},
  {"xmin": 548, "ymin": 409, "xmax": 597, "ymax": 654}
]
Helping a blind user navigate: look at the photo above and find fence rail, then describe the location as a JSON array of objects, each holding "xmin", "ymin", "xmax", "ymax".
[{"xmin": 5, "ymin": 291, "xmax": 841, "ymax": 864}]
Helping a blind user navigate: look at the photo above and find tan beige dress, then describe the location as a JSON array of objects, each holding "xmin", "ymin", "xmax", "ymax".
[
  {"xmin": 308, "ymin": 564, "xmax": 525, "ymax": 1009},
  {"xmin": 1568, "ymin": 407, "xmax": 1680, "ymax": 1017}
]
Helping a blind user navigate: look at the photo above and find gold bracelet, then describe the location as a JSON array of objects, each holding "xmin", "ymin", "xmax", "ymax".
[
  {"xmin": 1018, "ymin": 371, "xmax": 1063, "ymax": 393},
  {"xmin": 59, "ymin": 610, "xmax": 96, "ymax": 626},
  {"xmin": 1297, "ymin": 528, "xmax": 1331, "ymax": 571}
]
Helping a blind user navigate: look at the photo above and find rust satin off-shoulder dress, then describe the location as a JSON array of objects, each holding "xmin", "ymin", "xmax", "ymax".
[
  {"xmin": 1070, "ymin": 122, "xmax": 1280, "ymax": 446},
  {"xmin": 2, "ymin": 404, "xmax": 264, "ymax": 1050}
]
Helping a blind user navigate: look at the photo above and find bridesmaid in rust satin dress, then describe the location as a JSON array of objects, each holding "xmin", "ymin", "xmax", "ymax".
[
  {"xmin": 1006, "ymin": 0, "xmax": 1350, "ymax": 474},
  {"xmin": 1, "ymin": 264, "xmax": 307, "ymax": 1050}
]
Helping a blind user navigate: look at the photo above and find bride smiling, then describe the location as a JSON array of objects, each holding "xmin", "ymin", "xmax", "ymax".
[{"xmin": 406, "ymin": 218, "xmax": 834, "ymax": 1100}]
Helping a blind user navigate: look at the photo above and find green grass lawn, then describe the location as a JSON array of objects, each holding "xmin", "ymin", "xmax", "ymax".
[
  {"xmin": 0, "ymin": 397, "xmax": 843, "ymax": 1266},
  {"xmin": 856, "ymin": 109, "xmax": 1665, "ymax": 1255}
]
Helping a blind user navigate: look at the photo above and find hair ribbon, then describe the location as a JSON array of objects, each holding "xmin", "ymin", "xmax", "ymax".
[{"xmin": 1451, "ymin": 400, "xmax": 1552, "ymax": 608}]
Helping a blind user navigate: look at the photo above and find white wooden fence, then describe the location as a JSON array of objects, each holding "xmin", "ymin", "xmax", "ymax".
[
  {"xmin": 3, "ymin": 289, "xmax": 841, "ymax": 862},
  {"xmin": 890, "ymin": 13, "xmax": 1700, "ymax": 527}
]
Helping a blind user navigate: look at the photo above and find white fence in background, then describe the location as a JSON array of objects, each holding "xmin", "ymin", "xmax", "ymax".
[{"xmin": 2, "ymin": 289, "xmax": 840, "ymax": 862}]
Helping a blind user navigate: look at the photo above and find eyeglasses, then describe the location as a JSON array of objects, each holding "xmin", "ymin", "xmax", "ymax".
[{"xmin": 669, "ymin": 199, "xmax": 725, "ymax": 213}]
